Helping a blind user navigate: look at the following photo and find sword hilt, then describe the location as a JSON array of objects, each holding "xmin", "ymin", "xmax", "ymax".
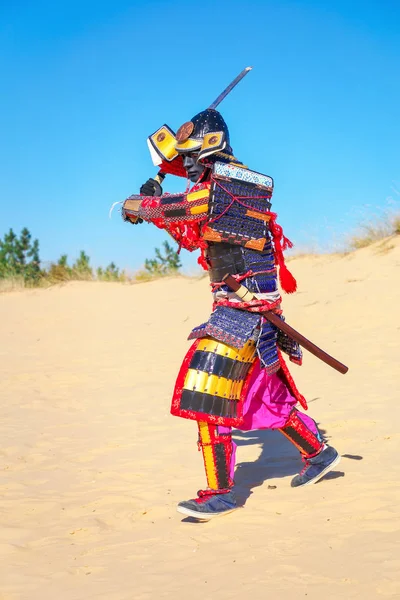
[{"xmin": 154, "ymin": 170, "xmax": 166, "ymax": 185}]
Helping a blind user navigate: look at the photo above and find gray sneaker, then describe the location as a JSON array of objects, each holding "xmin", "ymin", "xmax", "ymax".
[
  {"xmin": 291, "ymin": 446, "xmax": 341, "ymax": 487},
  {"xmin": 177, "ymin": 489, "xmax": 237, "ymax": 520}
]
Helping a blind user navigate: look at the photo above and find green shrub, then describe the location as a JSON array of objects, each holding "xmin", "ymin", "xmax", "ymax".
[
  {"xmin": 143, "ymin": 241, "xmax": 182, "ymax": 277},
  {"xmin": 347, "ymin": 212, "xmax": 400, "ymax": 250},
  {"xmin": 46, "ymin": 254, "xmax": 74, "ymax": 282},
  {"xmin": 97, "ymin": 262, "xmax": 127, "ymax": 282},
  {"xmin": 72, "ymin": 251, "xmax": 93, "ymax": 280},
  {"xmin": 0, "ymin": 228, "xmax": 41, "ymax": 282}
]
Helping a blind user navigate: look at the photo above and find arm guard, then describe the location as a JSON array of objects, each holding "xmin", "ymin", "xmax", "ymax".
[
  {"xmin": 122, "ymin": 184, "xmax": 210, "ymax": 225},
  {"xmin": 139, "ymin": 184, "xmax": 210, "ymax": 224},
  {"xmin": 122, "ymin": 184, "xmax": 210, "ymax": 252}
]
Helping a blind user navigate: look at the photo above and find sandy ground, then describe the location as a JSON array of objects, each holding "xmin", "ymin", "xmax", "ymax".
[{"xmin": 1, "ymin": 236, "xmax": 400, "ymax": 600}]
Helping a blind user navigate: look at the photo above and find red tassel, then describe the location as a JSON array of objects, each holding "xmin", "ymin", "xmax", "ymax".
[
  {"xmin": 282, "ymin": 235, "xmax": 293, "ymax": 251},
  {"xmin": 268, "ymin": 216, "xmax": 297, "ymax": 294},
  {"xmin": 279, "ymin": 263, "xmax": 297, "ymax": 294},
  {"xmin": 197, "ymin": 251, "xmax": 208, "ymax": 271}
]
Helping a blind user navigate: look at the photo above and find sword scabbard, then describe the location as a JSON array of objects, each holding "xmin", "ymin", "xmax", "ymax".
[{"xmin": 222, "ymin": 274, "xmax": 348, "ymax": 375}]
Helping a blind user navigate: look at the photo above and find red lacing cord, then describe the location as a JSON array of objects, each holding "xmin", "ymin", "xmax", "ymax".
[
  {"xmin": 208, "ymin": 178, "xmax": 272, "ymax": 225},
  {"xmin": 197, "ymin": 488, "xmax": 231, "ymax": 497},
  {"xmin": 210, "ymin": 270, "xmax": 252, "ymax": 292},
  {"xmin": 210, "ymin": 269, "xmax": 282, "ymax": 314},
  {"xmin": 210, "ymin": 268, "xmax": 277, "ymax": 293},
  {"xmin": 208, "ymin": 178, "xmax": 297, "ymax": 294},
  {"xmin": 213, "ymin": 297, "xmax": 282, "ymax": 314},
  {"xmin": 299, "ymin": 457, "xmax": 310, "ymax": 475}
]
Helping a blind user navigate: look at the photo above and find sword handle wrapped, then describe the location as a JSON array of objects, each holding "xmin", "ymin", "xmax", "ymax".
[{"xmin": 154, "ymin": 170, "xmax": 166, "ymax": 185}]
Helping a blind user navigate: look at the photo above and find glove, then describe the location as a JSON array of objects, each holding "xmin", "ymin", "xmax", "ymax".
[{"xmin": 140, "ymin": 178, "xmax": 163, "ymax": 197}]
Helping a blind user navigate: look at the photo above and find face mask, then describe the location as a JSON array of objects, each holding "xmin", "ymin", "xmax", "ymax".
[{"xmin": 181, "ymin": 153, "xmax": 206, "ymax": 182}]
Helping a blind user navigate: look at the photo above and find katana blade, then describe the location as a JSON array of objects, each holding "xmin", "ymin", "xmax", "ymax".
[{"xmin": 209, "ymin": 66, "xmax": 253, "ymax": 110}]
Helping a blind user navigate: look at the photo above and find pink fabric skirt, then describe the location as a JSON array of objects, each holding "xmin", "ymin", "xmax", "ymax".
[
  {"xmin": 241, "ymin": 360, "xmax": 299, "ymax": 430},
  {"xmin": 218, "ymin": 362, "xmax": 319, "ymax": 480}
]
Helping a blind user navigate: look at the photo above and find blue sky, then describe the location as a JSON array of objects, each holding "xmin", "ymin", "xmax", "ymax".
[{"xmin": 1, "ymin": 0, "xmax": 399, "ymax": 273}]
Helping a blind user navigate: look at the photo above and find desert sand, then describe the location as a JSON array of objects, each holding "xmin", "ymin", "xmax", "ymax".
[{"xmin": 1, "ymin": 237, "xmax": 400, "ymax": 600}]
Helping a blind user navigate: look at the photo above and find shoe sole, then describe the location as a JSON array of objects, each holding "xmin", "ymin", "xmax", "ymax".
[
  {"xmin": 176, "ymin": 505, "xmax": 238, "ymax": 521},
  {"xmin": 298, "ymin": 453, "xmax": 342, "ymax": 487}
]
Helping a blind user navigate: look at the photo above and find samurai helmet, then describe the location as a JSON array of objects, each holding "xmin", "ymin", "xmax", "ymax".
[
  {"xmin": 147, "ymin": 109, "xmax": 233, "ymax": 174},
  {"xmin": 174, "ymin": 109, "xmax": 233, "ymax": 160},
  {"xmin": 146, "ymin": 67, "xmax": 251, "ymax": 176}
]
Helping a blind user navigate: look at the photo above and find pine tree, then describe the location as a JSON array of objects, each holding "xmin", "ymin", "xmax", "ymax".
[
  {"xmin": 97, "ymin": 262, "xmax": 125, "ymax": 282},
  {"xmin": 47, "ymin": 254, "xmax": 73, "ymax": 281},
  {"xmin": 144, "ymin": 241, "xmax": 182, "ymax": 276},
  {"xmin": 72, "ymin": 251, "xmax": 93, "ymax": 279},
  {"xmin": 58, "ymin": 254, "xmax": 68, "ymax": 268},
  {"xmin": 104, "ymin": 262, "xmax": 120, "ymax": 280},
  {"xmin": 0, "ymin": 228, "xmax": 41, "ymax": 281}
]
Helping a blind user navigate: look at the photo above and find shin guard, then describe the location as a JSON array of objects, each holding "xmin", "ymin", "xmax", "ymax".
[
  {"xmin": 197, "ymin": 421, "xmax": 234, "ymax": 490},
  {"xmin": 279, "ymin": 408, "xmax": 323, "ymax": 457}
]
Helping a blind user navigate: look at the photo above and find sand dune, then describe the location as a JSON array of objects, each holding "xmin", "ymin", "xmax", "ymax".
[{"xmin": 1, "ymin": 237, "xmax": 399, "ymax": 600}]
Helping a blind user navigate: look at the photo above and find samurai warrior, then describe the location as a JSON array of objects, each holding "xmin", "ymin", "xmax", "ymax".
[{"xmin": 122, "ymin": 68, "xmax": 342, "ymax": 520}]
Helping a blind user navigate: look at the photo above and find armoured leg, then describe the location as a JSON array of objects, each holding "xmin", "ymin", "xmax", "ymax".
[
  {"xmin": 175, "ymin": 337, "xmax": 256, "ymax": 519},
  {"xmin": 176, "ymin": 422, "xmax": 237, "ymax": 520},
  {"xmin": 279, "ymin": 408, "xmax": 340, "ymax": 486},
  {"xmin": 279, "ymin": 408, "xmax": 323, "ymax": 457},
  {"xmin": 197, "ymin": 421, "xmax": 235, "ymax": 490}
]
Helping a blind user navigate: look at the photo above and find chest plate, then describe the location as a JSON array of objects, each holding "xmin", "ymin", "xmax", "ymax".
[{"xmin": 202, "ymin": 162, "xmax": 274, "ymax": 251}]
